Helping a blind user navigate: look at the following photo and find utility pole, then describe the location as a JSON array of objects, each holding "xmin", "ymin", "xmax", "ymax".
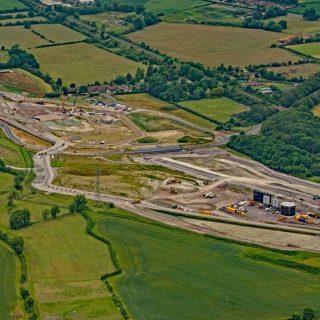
[{"xmin": 96, "ymin": 167, "xmax": 101, "ymax": 205}]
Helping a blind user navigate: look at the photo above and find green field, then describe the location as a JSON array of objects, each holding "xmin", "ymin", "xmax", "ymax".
[
  {"xmin": 0, "ymin": 0, "xmax": 26, "ymax": 11},
  {"xmin": 0, "ymin": 69, "xmax": 52, "ymax": 95},
  {"xmin": 287, "ymin": 42, "xmax": 320, "ymax": 58},
  {"xmin": 145, "ymin": 0, "xmax": 207, "ymax": 15},
  {"xmin": 117, "ymin": 93, "xmax": 216, "ymax": 129},
  {"xmin": 0, "ymin": 130, "xmax": 32, "ymax": 168},
  {"xmin": 290, "ymin": 2, "xmax": 320, "ymax": 15},
  {"xmin": 31, "ymin": 24, "xmax": 86, "ymax": 43},
  {"xmin": 127, "ymin": 23, "xmax": 299, "ymax": 67},
  {"xmin": 0, "ymin": 26, "xmax": 49, "ymax": 49},
  {"xmin": 164, "ymin": 5, "xmax": 243, "ymax": 24},
  {"xmin": 179, "ymin": 98, "xmax": 248, "ymax": 123},
  {"xmin": 0, "ymin": 239, "xmax": 20, "ymax": 319},
  {"xmin": 96, "ymin": 209, "xmax": 320, "ymax": 320},
  {"xmin": 30, "ymin": 42, "xmax": 144, "ymax": 85},
  {"xmin": 0, "ymin": 49, "xmax": 8, "ymax": 62},
  {"xmin": 0, "ymin": 16, "xmax": 46, "ymax": 24},
  {"xmin": 267, "ymin": 63, "xmax": 320, "ymax": 79},
  {"xmin": 269, "ymin": 13, "xmax": 320, "ymax": 35},
  {"xmin": 18, "ymin": 214, "xmax": 121, "ymax": 319}
]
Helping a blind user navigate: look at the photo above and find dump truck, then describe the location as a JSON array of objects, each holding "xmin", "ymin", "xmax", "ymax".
[{"xmin": 225, "ymin": 207, "xmax": 237, "ymax": 214}]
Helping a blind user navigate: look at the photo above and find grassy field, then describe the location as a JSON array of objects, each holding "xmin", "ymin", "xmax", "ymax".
[
  {"xmin": 0, "ymin": 49, "xmax": 8, "ymax": 62},
  {"xmin": 18, "ymin": 214, "xmax": 121, "ymax": 319},
  {"xmin": 96, "ymin": 209, "xmax": 320, "ymax": 320},
  {"xmin": 287, "ymin": 42, "xmax": 320, "ymax": 58},
  {"xmin": 267, "ymin": 63, "xmax": 320, "ymax": 79},
  {"xmin": 0, "ymin": 235, "xmax": 20, "ymax": 319},
  {"xmin": 0, "ymin": 130, "xmax": 32, "ymax": 168},
  {"xmin": 127, "ymin": 22, "xmax": 299, "ymax": 67},
  {"xmin": 290, "ymin": 2, "xmax": 320, "ymax": 15},
  {"xmin": 164, "ymin": 5, "xmax": 242, "ymax": 24},
  {"xmin": 0, "ymin": 16, "xmax": 46, "ymax": 25},
  {"xmin": 179, "ymin": 98, "xmax": 248, "ymax": 123},
  {"xmin": 269, "ymin": 13, "xmax": 320, "ymax": 35},
  {"xmin": 145, "ymin": 0, "xmax": 207, "ymax": 15},
  {"xmin": 0, "ymin": 0, "xmax": 26, "ymax": 11},
  {"xmin": 0, "ymin": 69, "xmax": 52, "ymax": 95},
  {"xmin": 0, "ymin": 26, "xmax": 49, "ymax": 49},
  {"xmin": 30, "ymin": 42, "xmax": 144, "ymax": 85},
  {"xmin": 31, "ymin": 24, "xmax": 86, "ymax": 43},
  {"xmin": 52, "ymin": 155, "xmax": 196, "ymax": 198},
  {"xmin": 117, "ymin": 93, "xmax": 216, "ymax": 129}
]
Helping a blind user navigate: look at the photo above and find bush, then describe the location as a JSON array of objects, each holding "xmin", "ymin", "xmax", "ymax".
[
  {"xmin": 137, "ymin": 136, "xmax": 158, "ymax": 143},
  {"xmin": 9, "ymin": 209, "xmax": 31, "ymax": 230}
]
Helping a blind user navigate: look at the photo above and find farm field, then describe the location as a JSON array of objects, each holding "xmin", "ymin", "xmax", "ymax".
[
  {"xmin": 0, "ymin": 69, "xmax": 52, "ymax": 95},
  {"xmin": 117, "ymin": 93, "xmax": 216, "ymax": 129},
  {"xmin": 287, "ymin": 42, "xmax": 320, "ymax": 58},
  {"xmin": 0, "ymin": 238, "xmax": 20, "ymax": 320},
  {"xmin": 30, "ymin": 42, "xmax": 144, "ymax": 85},
  {"xmin": 267, "ymin": 63, "xmax": 320, "ymax": 79},
  {"xmin": 179, "ymin": 98, "xmax": 248, "ymax": 123},
  {"xmin": 0, "ymin": 49, "xmax": 8, "ymax": 62},
  {"xmin": 0, "ymin": 16, "xmax": 46, "ymax": 24},
  {"xmin": 0, "ymin": 130, "xmax": 32, "ymax": 168},
  {"xmin": 31, "ymin": 24, "xmax": 86, "ymax": 43},
  {"xmin": 145, "ymin": 0, "xmax": 207, "ymax": 15},
  {"xmin": 270, "ymin": 13, "xmax": 320, "ymax": 35},
  {"xmin": 17, "ymin": 213, "xmax": 121, "ymax": 319},
  {"xmin": 52, "ymin": 155, "xmax": 195, "ymax": 198},
  {"xmin": 127, "ymin": 23, "xmax": 299, "ymax": 67},
  {"xmin": 0, "ymin": 0, "xmax": 26, "ymax": 11},
  {"xmin": 164, "ymin": 5, "xmax": 242, "ymax": 24},
  {"xmin": 0, "ymin": 26, "xmax": 49, "ymax": 49},
  {"xmin": 96, "ymin": 209, "xmax": 320, "ymax": 320}
]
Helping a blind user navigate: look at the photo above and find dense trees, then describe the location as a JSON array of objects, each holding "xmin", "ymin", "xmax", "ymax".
[
  {"xmin": 69, "ymin": 194, "xmax": 87, "ymax": 213},
  {"xmin": 303, "ymin": 8, "xmax": 319, "ymax": 21},
  {"xmin": 9, "ymin": 209, "xmax": 31, "ymax": 229}
]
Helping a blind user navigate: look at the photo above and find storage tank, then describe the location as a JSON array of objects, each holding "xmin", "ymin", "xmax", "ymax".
[
  {"xmin": 272, "ymin": 197, "xmax": 280, "ymax": 209},
  {"xmin": 253, "ymin": 190, "xmax": 264, "ymax": 203},
  {"xmin": 280, "ymin": 202, "xmax": 296, "ymax": 216},
  {"xmin": 263, "ymin": 194, "xmax": 271, "ymax": 206}
]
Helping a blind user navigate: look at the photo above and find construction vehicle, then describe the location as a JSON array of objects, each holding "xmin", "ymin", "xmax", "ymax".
[
  {"xmin": 200, "ymin": 210, "xmax": 212, "ymax": 215},
  {"xmin": 225, "ymin": 207, "xmax": 237, "ymax": 214},
  {"xmin": 308, "ymin": 212, "xmax": 320, "ymax": 219},
  {"xmin": 170, "ymin": 187, "xmax": 178, "ymax": 194},
  {"xmin": 203, "ymin": 192, "xmax": 215, "ymax": 199},
  {"xmin": 313, "ymin": 195, "xmax": 320, "ymax": 200}
]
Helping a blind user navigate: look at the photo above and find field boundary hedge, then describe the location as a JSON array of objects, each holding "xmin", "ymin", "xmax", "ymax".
[
  {"xmin": 81, "ymin": 210, "xmax": 129, "ymax": 320},
  {"xmin": 35, "ymin": 39, "xmax": 86, "ymax": 49}
]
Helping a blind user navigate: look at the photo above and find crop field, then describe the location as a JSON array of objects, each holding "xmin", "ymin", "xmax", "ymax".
[
  {"xmin": 0, "ymin": 26, "xmax": 49, "ymax": 49},
  {"xmin": 270, "ymin": 13, "xmax": 320, "ymax": 35},
  {"xmin": 287, "ymin": 42, "xmax": 320, "ymax": 58},
  {"xmin": 117, "ymin": 93, "xmax": 216, "ymax": 129},
  {"xmin": 17, "ymin": 213, "xmax": 121, "ymax": 319},
  {"xmin": 0, "ymin": 242, "xmax": 19, "ymax": 320},
  {"xmin": 127, "ymin": 23, "xmax": 299, "ymax": 67},
  {"xmin": 0, "ymin": 130, "xmax": 32, "ymax": 168},
  {"xmin": 96, "ymin": 209, "xmax": 320, "ymax": 320},
  {"xmin": 179, "ymin": 98, "xmax": 248, "ymax": 123},
  {"xmin": 30, "ymin": 42, "xmax": 144, "ymax": 85},
  {"xmin": 0, "ymin": 69, "xmax": 52, "ymax": 95},
  {"xmin": 0, "ymin": 16, "xmax": 46, "ymax": 24},
  {"xmin": 0, "ymin": 0, "xmax": 26, "ymax": 11},
  {"xmin": 267, "ymin": 63, "xmax": 320, "ymax": 79},
  {"xmin": 31, "ymin": 24, "xmax": 86, "ymax": 43},
  {"xmin": 145, "ymin": 0, "xmax": 207, "ymax": 15},
  {"xmin": 53, "ymin": 155, "xmax": 195, "ymax": 198}
]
